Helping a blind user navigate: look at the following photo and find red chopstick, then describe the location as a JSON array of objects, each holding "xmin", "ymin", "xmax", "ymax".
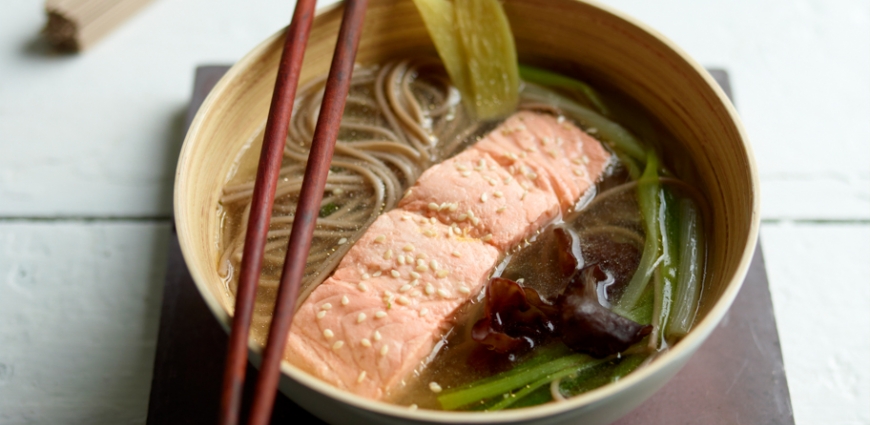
[
  {"xmin": 219, "ymin": 0, "xmax": 316, "ymax": 424},
  {"xmin": 246, "ymin": 0, "xmax": 370, "ymax": 423}
]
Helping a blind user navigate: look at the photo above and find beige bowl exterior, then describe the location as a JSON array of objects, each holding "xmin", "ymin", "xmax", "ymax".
[{"xmin": 174, "ymin": 0, "xmax": 760, "ymax": 423}]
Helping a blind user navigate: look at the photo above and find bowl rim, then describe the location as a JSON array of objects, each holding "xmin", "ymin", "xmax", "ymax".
[{"xmin": 174, "ymin": 0, "xmax": 761, "ymax": 421}]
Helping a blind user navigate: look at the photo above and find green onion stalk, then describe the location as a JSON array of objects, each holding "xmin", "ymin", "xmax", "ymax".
[{"xmin": 518, "ymin": 64, "xmax": 610, "ymax": 116}]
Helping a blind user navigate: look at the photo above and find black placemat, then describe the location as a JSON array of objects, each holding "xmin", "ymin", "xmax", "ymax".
[{"xmin": 147, "ymin": 67, "xmax": 794, "ymax": 424}]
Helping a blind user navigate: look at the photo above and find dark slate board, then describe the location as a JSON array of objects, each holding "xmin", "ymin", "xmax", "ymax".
[{"xmin": 146, "ymin": 66, "xmax": 794, "ymax": 425}]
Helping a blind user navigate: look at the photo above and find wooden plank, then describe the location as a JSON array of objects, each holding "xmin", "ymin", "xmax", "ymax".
[
  {"xmin": 761, "ymin": 222, "xmax": 870, "ymax": 424},
  {"xmin": 0, "ymin": 222, "xmax": 170, "ymax": 424}
]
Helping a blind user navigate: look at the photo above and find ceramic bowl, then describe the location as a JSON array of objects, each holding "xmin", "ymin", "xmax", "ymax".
[{"xmin": 174, "ymin": 0, "xmax": 759, "ymax": 423}]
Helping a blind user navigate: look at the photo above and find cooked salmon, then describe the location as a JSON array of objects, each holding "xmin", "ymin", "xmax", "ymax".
[{"xmin": 285, "ymin": 111, "xmax": 611, "ymax": 401}]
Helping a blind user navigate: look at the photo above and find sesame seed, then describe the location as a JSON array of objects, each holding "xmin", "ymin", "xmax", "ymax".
[
  {"xmin": 519, "ymin": 152, "xmax": 527, "ymax": 159},
  {"xmin": 428, "ymin": 202, "xmax": 439, "ymax": 211},
  {"xmin": 452, "ymin": 226, "xmax": 462, "ymax": 235},
  {"xmin": 397, "ymin": 296, "xmax": 411, "ymax": 305},
  {"xmin": 402, "ymin": 215, "xmax": 412, "ymax": 221},
  {"xmin": 456, "ymin": 213, "xmax": 468, "ymax": 222},
  {"xmin": 481, "ymin": 233, "xmax": 492, "ymax": 241},
  {"xmin": 468, "ymin": 210, "xmax": 475, "ymax": 218},
  {"xmin": 497, "ymin": 205, "xmax": 507, "ymax": 213},
  {"xmin": 517, "ymin": 278, "xmax": 525, "ymax": 284},
  {"xmin": 573, "ymin": 168, "xmax": 585, "ymax": 176},
  {"xmin": 423, "ymin": 229, "xmax": 437, "ymax": 237},
  {"xmin": 321, "ymin": 303, "xmax": 332, "ymax": 310},
  {"xmin": 411, "ymin": 290, "xmax": 422, "ymax": 297},
  {"xmin": 430, "ymin": 259, "xmax": 440, "ymax": 270},
  {"xmin": 439, "ymin": 202, "xmax": 448, "ymax": 212},
  {"xmin": 448, "ymin": 203, "xmax": 458, "ymax": 212},
  {"xmin": 361, "ymin": 338, "xmax": 372, "ymax": 347},
  {"xmin": 493, "ymin": 191, "xmax": 503, "ymax": 198},
  {"xmin": 418, "ymin": 252, "xmax": 428, "ymax": 259},
  {"xmin": 317, "ymin": 311, "xmax": 327, "ymax": 319},
  {"xmin": 373, "ymin": 330, "xmax": 382, "ymax": 341},
  {"xmin": 451, "ymin": 250, "xmax": 461, "ymax": 257},
  {"xmin": 436, "ymin": 270, "xmax": 449, "ymax": 278},
  {"xmin": 471, "ymin": 217, "xmax": 480, "ymax": 226},
  {"xmin": 341, "ymin": 295, "xmax": 349, "ymax": 306},
  {"xmin": 357, "ymin": 371, "xmax": 367, "ymax": 383},
  {"xmin": 571, "ymin": 157, "xmax": 583, "ymax": 165},
  {"xmin": 357, "ymin": 282, "xmax": 368, "ymax": 292},
  {"xmin": 361, "ymin": 273, "xmax": 371, "ymax": 280},
  {"xmin": 397, "ymin": 255, "xmax": 405, "ymax": 265},
  {"xmin": 374, "ymin": 234, "xmax": 386, "ymax": 243},
  {"xmin": 399, "ymin": 284, "xmax": 412, "ymax": 293},
  {"xmin": 390, "ymin": 270, "xmax": 400, "ymax": 278},
  {"xmin": 409, "ymin": 404, "xmax": 418, "ymax": 411},
  {"xmin": 437, "ymin": 289, "xmax": 451, "ymax": 298},
  {"xmin": 323, "ymin": 329, "xmax": 334, "ymax": 339},
  {"xmin": 372, "ymin": 271, "xmax": 382, "ymax": 277},
  {"xmin": 402, "ymin": 245, "xmax": 415, "ymax": 253},
  {"xmin": 380, "ymin": 345, "xmax": 389, "ymax": 357},
  {"xmin": 582, "ymin": 155, "xmax": 590, "ymax": 164},
  {"xmin": 429, "ymin": 382, "xmax": 443, "ymax": 393},
  {"xmin": 425, "ymin": 284, "xmax": 435, "ymax": 295},
  {"xmin": 419, "ymin": 308, "xmax": 429, "ymax": 317},
  {"xmin": 504, "ymin": 176, "xmax": 513, "ymax": 184},
  {"xmin": 521, "ymin": 190, "xmax": 528, "ymax": 200},
  {"xmin": 375, "ymin": 311, "xmax": 386, "ymax": 319},
  {"xmin": 416, "ymin": 265, "xmax": 428, "ymax": 272},
  {"xmin": 557, "ymin": 115, "xmax": 565, "ymax": 123},
  {"xmin": 460, "ymin": 171, "xmax": 472, "ymax": 177},
  {"xmin": 455, "ymin": 163, "xmax": 468, "ymax": 171},
  {"xmin": 384, "ymin": 249, "xmax": 393, "ymax": 260},
  {"xmin": 487, "ymin": 177, "xmax": 497, "ymax": 186},
  {"xmin": 480, "ymin": 193, "xmax": 488, "ymax": 203},
  {"xmin": 548, "ymin": 149, "xmax": 559, "ymax": 158},
  {"xmin": 332, "ymin": 341, "xmax": 344, "ymax": 350},
  {"xmin": 357, "ymin": 313, "xmax": 367, "ymax": 323},
  {"xmin": 338, "ymin": 238, "xmax": 348, "ymax": 245},
  {"xmin": 410, "ymin": 271, "xmax": 421, "ymax": 280},
  {"xmin": 458, "ymin": 286, "xmax": 471, "ymax": 294}
]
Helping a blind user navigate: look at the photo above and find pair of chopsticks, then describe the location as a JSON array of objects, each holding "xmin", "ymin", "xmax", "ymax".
[{"xmin": 220, "ymin": 0, "xmax": 369, "ymax": 424}]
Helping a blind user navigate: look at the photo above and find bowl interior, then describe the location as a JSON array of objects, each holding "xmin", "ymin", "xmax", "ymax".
[{"xmin": 175, "ymin": 0, "xmax": 758, "ymax": 422}]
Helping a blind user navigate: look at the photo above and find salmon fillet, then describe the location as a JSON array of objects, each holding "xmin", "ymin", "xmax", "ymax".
[{"xmin": 285, "ymin": 111, "xmax": 611, "ymax": 400}]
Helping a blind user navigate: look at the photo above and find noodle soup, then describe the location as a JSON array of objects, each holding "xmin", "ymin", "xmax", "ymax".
[
  {"xmin": 174, "ymin": 0, "xmax": 758, "ymax": 422},
  {"xmin": 217, "ymin": 58, "xmax": 709, "ymax": 410}
]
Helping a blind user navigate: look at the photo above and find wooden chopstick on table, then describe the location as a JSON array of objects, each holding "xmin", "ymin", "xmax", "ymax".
[
  {"xmin": 220, "ymin": 0, "xmax": 370, "ymax": 424},
  {"xmin": 43, "ymin": 0, "xmax": 154, "ymax": 51}
]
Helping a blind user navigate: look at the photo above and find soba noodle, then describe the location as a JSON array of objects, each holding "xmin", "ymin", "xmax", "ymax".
[{"xmin": 218, "ymin": 59, "xmax": 481, "ymax": 336}]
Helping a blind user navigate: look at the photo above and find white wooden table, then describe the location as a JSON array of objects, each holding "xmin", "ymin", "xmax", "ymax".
[{"xmin": 1, "ymin": 0, "xmax": 867, "ymax": 424}]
